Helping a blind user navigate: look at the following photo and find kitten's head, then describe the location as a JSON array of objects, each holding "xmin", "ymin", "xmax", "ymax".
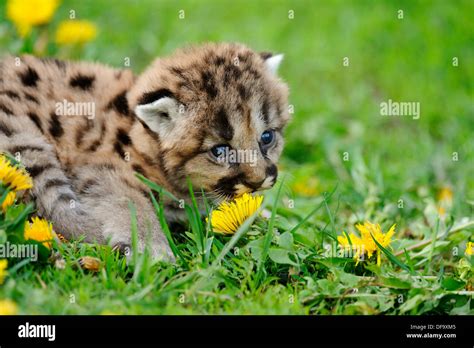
[{"xmin": 128, "ymin": 43, "xmax": 290, "ymax": 200}]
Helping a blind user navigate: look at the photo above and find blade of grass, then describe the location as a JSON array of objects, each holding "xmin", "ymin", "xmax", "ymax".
[
  {"xmin": 256, "ymin": 178, "xmax": 286, "ymax": 284},
  {"xmin": 323, "ymin": 190, "xmax": 338, "ymax": 251},
  {"xmin": 135, "ymin": 173, "xmax": 180, "ymax": 202},
  {"xmin": 188, "ymin": 204, "xmax": 263, "ymax": 294},
  {"xmin": 150, "ymin": 192, "xmax": 187, "ymax": 265},
  {"xmin": 6, "ymin": 258, "xmax": 32, "ymax": 274},
  {"xmin": 403, "ymin": 248, "xmax": 415, "ymax": 274},
  {"xmin": 289, "ymin": 184, "xmax": 338, "ymax": 235},
  {"xmin": 394, "ymin": 219, "xmax": 469, "ymax": 256},
  {"xmin": 0, "ymin": 187, "xmax": 11, "ymax": 207},
  {"xmin": 370, "ymin": 232, "xmax": 412, "ymax": 273},
  {"xmin": 213, "ymin": 207, "xmax": 262, "ymax": 266},
  {"xmin": 187, "ymin": 179, "xmax": 205, "ymax": 255},
  {"xmin": 128, "ymin": 201, "xmax": 139, "ymax": 269},
  {"xmin": 5, "ymin": 203, "xmax": 34, "ymax": 232},
  {"xmin": 426, "ymin": 218, "xmax": 440, "ymax": 274}
]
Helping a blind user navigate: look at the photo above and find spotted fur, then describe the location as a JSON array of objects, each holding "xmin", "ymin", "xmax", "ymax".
[{"xmin": 0, "ymin": 43, "xmax": 290, "ymax": 261}]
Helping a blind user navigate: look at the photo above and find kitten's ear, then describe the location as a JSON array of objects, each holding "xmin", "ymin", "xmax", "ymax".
[
  {"xmin": 134, "ymin": 91, "xmax": 181, "ymax": 133},
  {"xmin": 260, "ymin": 52, "xmax": 284, "ymax": 75}
]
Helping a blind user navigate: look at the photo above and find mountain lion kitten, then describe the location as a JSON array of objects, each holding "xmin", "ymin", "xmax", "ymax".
[{"xmin": 0, "ymin": 43, "xmax": 290, "ymax": 261}]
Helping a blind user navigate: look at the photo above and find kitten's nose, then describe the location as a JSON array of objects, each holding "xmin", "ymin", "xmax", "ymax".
[
  {"xmin": 265, "ymin": 164, "xmax": 278, "ymax": 180},
  {"xmin": 243, "ymin": 179, "xmax": 265, "ymax": 192},
  {"xmin": 243, "ymin": 165, "xmax": 278, "ymax": 192}
]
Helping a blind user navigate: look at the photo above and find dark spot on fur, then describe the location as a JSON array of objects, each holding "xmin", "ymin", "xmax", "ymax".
[
  {"xmin": 27, "ymin": 112, "xmax": 42, "ymax": 131},
  {"xmin": 139, "ymin": 150, "xmax": 158, "ymax": 169},
  {"xmin": 78, "ymin": 178, "xmax": 98, "ymax": 194},
  {"xmin": 0, "ymin": 90, "xmax": 20, "ymax": 100},
  {"xmin": 172, "ymin": 143, "xmax": 205, "ymax": 176},
  {"xmin": 215, "ymin": 173, "xmax": 245, "ymax": 197},
  {"xmin": 26, "ymin": 163, "xmax": 56, "ymax": 178},
  {"xmin": 214, "ymin": 56, "xmax": 226, "ymax": 66},
  {"xmin": 275, "ymin": 103, "xmax": 282, "ymax": 119},
  {"xmin": 0, "ymin": 122, "xmax": 14, "ymax": 136},
  {"xmin": 70, "ymin": 74, "xmax": 95, "ymax": 91},
  {"xmin": 44, "ymin": 178, "xmax": 69, "ymax": 190},
  {"xmin": 0, "ymin": 104, "xmax": 14, "ymax": 116},
  {"xmin": 24, "ymin": 92, "xmax": 39, "ymax": 104},
  {"xmin": 114, "ymin": 141, "xmax": 124, "ymax": 157},
  {"xmin": 201, "ymin": 71, "xmax": 218, "ymax": 99},
  {"xmin": 116, "ymin": 128, "xmax": 131, "ymax": 145},
  {"xmin": 134, "ymin": 117, "xmax": 161, "ymax": 142},
  {"xmin": 107, "ymin": 90, "xmax": 130, "ymax": 116},
  {"xmin": 57, "ymin": 193, "xmax": 75, "ymax": 203},
  {"xmin": 223, "ymin": 64, "xmax": 242, "ymax": 84},
  {"xmin": 39, "ymin": 57, "xmax": 66, "ymax": 70},
  {"xmin": 238, "ymin": 53, "xmax": 250, "ymax": 63},
  {"xmin": 76, "ymin": 119, "xmax": 95, "ymax": 147},
  {"xmin": 75, "ymin": 128, "xmax": 86, "ymax": 147},
  {"xmin": 87, "ymin": 139, "xmax": 101, "ymax": 152},
  {"xmin": 247, "ymin": 68, "xmax": 260, "ymax": 79},
  {"xmin": 19, "ymin": 67, "xmax": 40, "ymax": 87},
  {"xmin": 177, "ymin": 80, "xmax": 191, "ymax": 91},
  {"xmin": 260, "ymin": 52, "xmax": 273, "ymax": 60},
  {"xmin": 215, "ymin": 107, "xmax": 234, "ymax": 140},
  {"xmin": 261, "ymin": 98, "xmax": 270, "ymax": 124},
  {"xmin": 171, "ymin": 67, "xmax": 184, "ymax": 75},
  {"xmin": 95, "ymin": 163, "xmax": 116, "ymax": 171},
  {"xmin": 137, "ymin": 89, "xmax": 174, "ymax": 105},
  {"xmin": 170, "ymin": 67, "xmax": 189, "ymax": 86},
  {"xmin": 140, "ymin": 188, "xmax": 151, "ymax": 200},
  {"xmin": 132, "ymin": 164, "xmax": 146, "ymax": 176},
  {"xmin": 49, "ymin": 112, "xmax": 64, "ymax": 138},
  {"xmin": 237, "ymin": 84, "xmax": 249, "ymax": 100},
  {"xmin": 10, "ymin": 145, "xmax": 44, "ymax": 154},
  {"xmin": 227, "ymin": 64, "xmax": 242, "ymax": 80}
]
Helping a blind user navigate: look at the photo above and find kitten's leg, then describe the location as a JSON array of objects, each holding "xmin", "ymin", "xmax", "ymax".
[
  {"xmin": 72, "ymin": 164, "xmax": 175, "ymax": 262},
  {"xmin": 0, "ymin": 114, "xmax": 99, "ymax": 240}
]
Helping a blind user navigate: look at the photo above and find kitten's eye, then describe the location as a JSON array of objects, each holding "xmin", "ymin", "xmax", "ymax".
[
  {"xmin": 210, "ymin": 144, "xmax": 229, "ymax": 159},
  {"xmin": 260, "ymin": 130, "xmax": 275, "ymax": 145}
]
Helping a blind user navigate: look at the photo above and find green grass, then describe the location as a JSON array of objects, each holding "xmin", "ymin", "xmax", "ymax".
[{"xmin": 0, "ymin": 0, "xmax": 473, "ymax": 314}]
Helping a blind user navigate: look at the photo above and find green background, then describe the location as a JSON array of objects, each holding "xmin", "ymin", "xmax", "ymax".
[{"xmin": 0, "ymin": 0, "xmax": 472, "ymax": 315}]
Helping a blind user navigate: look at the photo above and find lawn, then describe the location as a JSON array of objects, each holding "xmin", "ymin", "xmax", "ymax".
[{"xmin": 0, "ymin": 0, "xmax": 472, "ymax": 315}]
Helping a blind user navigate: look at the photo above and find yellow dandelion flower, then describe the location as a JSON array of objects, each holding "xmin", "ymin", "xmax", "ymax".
[
  {"xmin": 24, "ymin": 217, "xmax": 54, "ymax": 249},
  {"xmin": 208, "ymin": 193, "xmax": 263, "ymax": 235},
  {"xmin": 466, "ymin": 242, "xmax": 473, "ymax": 256},
  {"xmin": 437, "ymin": 186, "xmax": 453, "ymax": 218},
  {"xmin": 437, "ymin": 186, "xmax": 453, "ymax": 203},
  {"xmin": 7, "ymin": 0, "xmax": 59, "ymax": 37},
  {"xmin": 0, "ymin": 155, "xmax": 33, "ymax": 192},
  {"xmin": 1, "ymin": 191, "xmax": 16, "ymax": 212},
  {"xmin": 0, "ymin": 260, "xmax": 7, "ymax": 284},
  {"xmin": 437, "ymin": 206, "xmax": 446, "ymax": 217},
  {"xmin": 338, "ymin": 221, "xmax": 396, "ymax": 266},
  {"xmin": 0, "ymin": 299, "xmax": 18, "ymax": 315},
  {"xmin": 356, "ymin": 221, "xmax": 395, "ymax": 266},
  {"xmin": 55, "ymin": 20, "xmax": 97, "ymax": 45},
  {"xmin": 292, "ymin": 177, "xmax": 320, "ymax": 197},
  {"xmin": 338, "ymin": 232, "xmax": 365, "ymax": 262}
]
